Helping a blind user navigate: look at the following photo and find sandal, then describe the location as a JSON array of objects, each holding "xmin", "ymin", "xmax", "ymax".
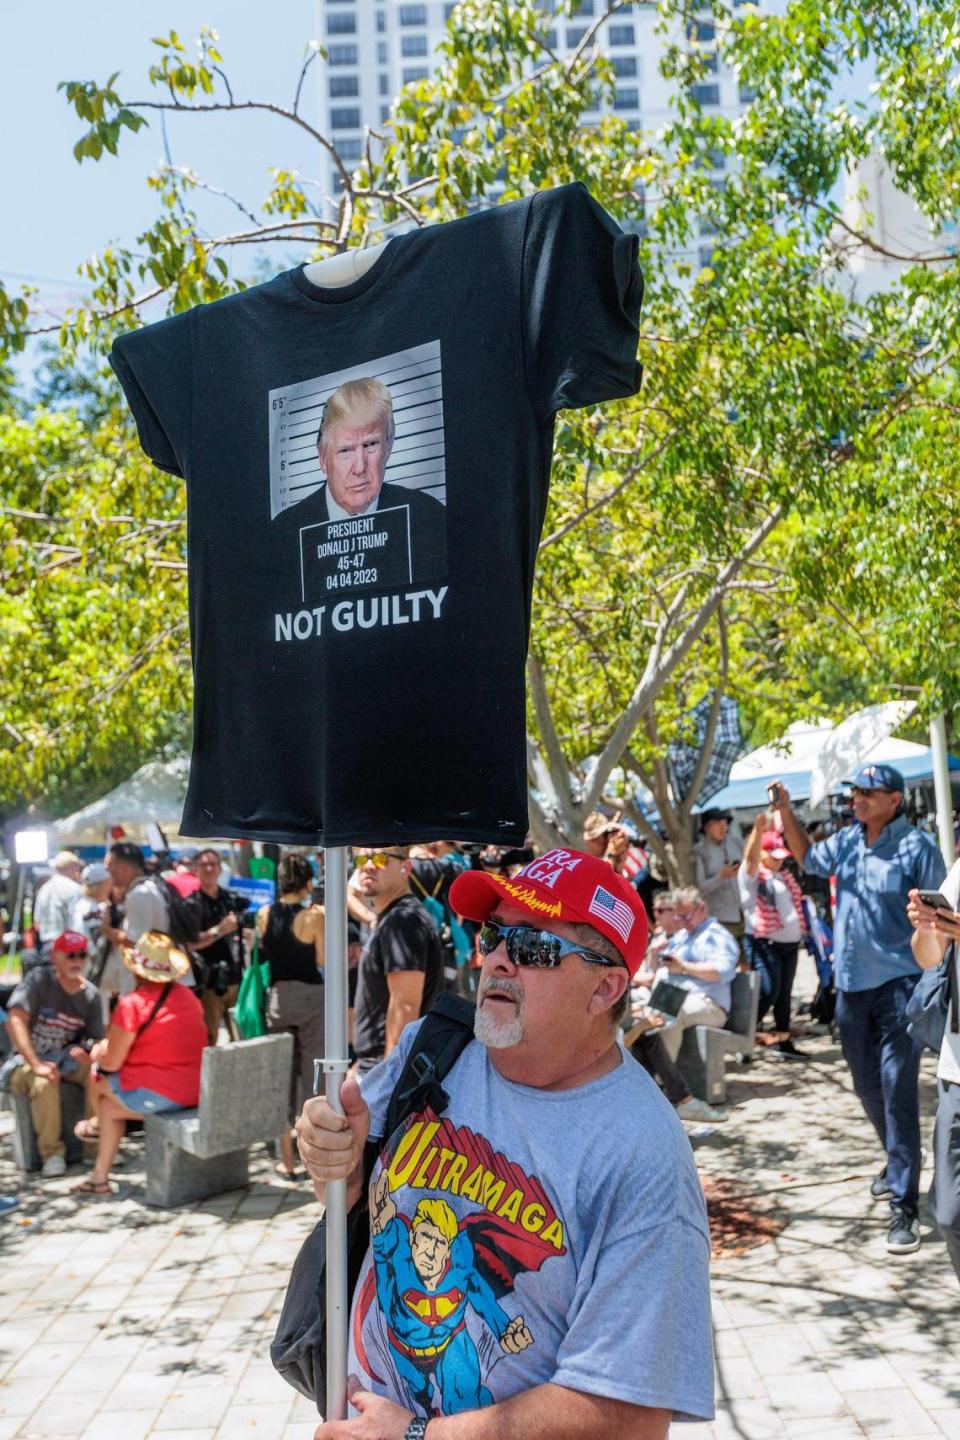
[
  {"xmin": 275, "ymin": 1162, "xmax": 303, "ymax": 1182},
  {"xmin": 71, "ymin": 1178, "xmax": 113, "ymax": 1196},
  {"xmin": 74, "ymin": 1118, "xmax": 100, "ymax": 1142}
]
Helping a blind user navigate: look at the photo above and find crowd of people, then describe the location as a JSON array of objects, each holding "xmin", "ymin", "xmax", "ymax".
[
  {"xmin": 2, "ymin": 764, "xmax": 959, "ymax": 1434},
  {"xmin": 4, "ymin": 778, "xmax": 959, "ymax": 1260}
]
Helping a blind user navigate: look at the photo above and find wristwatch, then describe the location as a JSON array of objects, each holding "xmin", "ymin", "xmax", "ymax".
[{"xmin": 404, "ymin": 1419, "xmax": 429, "ymax": 1440}]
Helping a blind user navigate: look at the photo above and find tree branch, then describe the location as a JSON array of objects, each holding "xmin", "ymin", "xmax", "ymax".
[
  {"xmin": 582, "ymin": 503, "xmax": 784, "ymax": 813},
  {"xmin": 527, "ymin": 652, "xmax": 573, "ymax": 816},
  {"xmin": 615, "ymin": 787, "xmax": 669, "ymax": 872},
  {"xmin": 127, "ymin": 97, "xmax": 353, "ymax": 194},
  {"xmin": 679, "ymin": 607, "xmax": 729, "ymax": 819},
  {"xmin": 41, "ymin": 619, "xmax": 190, "ymax": 741},
  {"xmin": 292, "ymin": 47, "xmax": 318, "ymax": 116},
  {"xmin": 566, "ymin": 0, "xmax": 621, "ymax": 77},
  {"xmin": 538, "ymin": 428, "xmax": 678, "ymax": 549},
  {"xmin": 813, "ymin": 198, "xmax": 957, "ymax": 266},
  {"xmin": 161, "ymin": 164, "xmax": 263, "ymax": 228}
]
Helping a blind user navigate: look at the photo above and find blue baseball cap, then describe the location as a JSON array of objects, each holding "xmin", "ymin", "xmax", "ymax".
[{"xmin": 848, "ymin": 763, "xmax": 905, "ymax": 793}]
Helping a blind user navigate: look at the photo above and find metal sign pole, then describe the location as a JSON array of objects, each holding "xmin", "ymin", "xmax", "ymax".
[
  {"xmin": 8, "ymin": 866, "xmax": 27, "ymax": 959},
  {"xmin": 319, "ymin": 845, "xmax": 350, "ymax": 1422}
]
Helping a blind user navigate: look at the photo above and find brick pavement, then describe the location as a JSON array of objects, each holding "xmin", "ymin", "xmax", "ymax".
[
  {"xmin": 0, "ymin": 1008, "xmax": 958, "ymax": 1437},
  {"xmin": 695, "ymin": 1027, "xmax": 960, "ymax": 1439}
]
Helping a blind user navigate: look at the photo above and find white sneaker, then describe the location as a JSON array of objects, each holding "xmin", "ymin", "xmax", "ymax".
[
  {"xmin": 41, "ymin": 1155, "xmax": 67, "ymax": 1178},
  {"xmin": 676, "ymin": 1098, "xmax": 728, "ymax": 1124}
]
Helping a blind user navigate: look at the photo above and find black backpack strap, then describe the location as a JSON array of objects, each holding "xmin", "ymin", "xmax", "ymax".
[
  {"xmin": 409, "ymin": 870, "xmax": 444, "ymax": 903},
  {"xmin": 383, "ymin": 992, "xmax": 475, "ymax": 1140},
  {"xmin": 358, "ymin": 993, "xmax": 475, "ymax": 1199}
]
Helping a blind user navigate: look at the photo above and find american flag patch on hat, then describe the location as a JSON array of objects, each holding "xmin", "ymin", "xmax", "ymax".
[{"xmin": 588, "ymin": 885, "xmax": 634, "ymax": 944}]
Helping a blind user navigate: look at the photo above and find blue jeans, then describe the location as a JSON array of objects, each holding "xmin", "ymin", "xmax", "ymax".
[
  {"xmin": 743, "ymin": 935, "xmax": 800, "ymax": 1031},
  {"xmin": 835, "ymin": 976, "xmax": 922, "ymax": 1211},
  {"xmin": 106, "ymin": 1073, "xmax": 184, "ymax": 1114}
]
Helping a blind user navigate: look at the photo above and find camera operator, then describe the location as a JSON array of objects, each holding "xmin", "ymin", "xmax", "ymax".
[{"xmin": 187, "ymin": 848, "xmax": 250, "ymax": 1045}]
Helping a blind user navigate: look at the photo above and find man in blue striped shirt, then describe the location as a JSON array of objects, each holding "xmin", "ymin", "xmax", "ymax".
[{"xmin": 774, "ymin": 765, "xmax": 946, "ymax": 1255}]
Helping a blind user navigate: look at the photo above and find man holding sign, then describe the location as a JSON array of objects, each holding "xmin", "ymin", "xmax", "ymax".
[
  {"xmin": 298, "ymin": 848, "xmax": 714, "ymax": 1438},
  {"xmin": 292, "ymin": 378, "xmax": 446, "ymax": 602}
]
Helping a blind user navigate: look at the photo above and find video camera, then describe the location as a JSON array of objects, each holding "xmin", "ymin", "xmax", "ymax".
[{"xmin": 206, "ymin": 891, "xmax": 252, "ymax": 995}]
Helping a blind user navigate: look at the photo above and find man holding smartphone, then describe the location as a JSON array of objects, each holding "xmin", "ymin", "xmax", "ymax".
[{"xmin": 771, "ymin": 764, "xmax": 945, "ymax": 1254}]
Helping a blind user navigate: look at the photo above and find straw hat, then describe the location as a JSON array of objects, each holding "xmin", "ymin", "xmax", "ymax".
[{"xmin": 122, "ymin": 931, "xmax": 191, "ymax": 984}]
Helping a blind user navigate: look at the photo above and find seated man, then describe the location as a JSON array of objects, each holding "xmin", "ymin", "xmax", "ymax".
[
  {"xmin": 656, "ymin": 885, "xmax": 738, "ymax": 1068},
  {"xmin": 1, "ymin": 931, "xmax": 103, "ymax": 1176},
  {"xmin": 627, "ymin": 892, "xmax": 727, "ymax": 1124}
]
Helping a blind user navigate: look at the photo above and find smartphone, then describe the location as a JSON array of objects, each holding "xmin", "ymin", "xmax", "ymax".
[
  {"xmin": 917, "ymin": 890, "xmax": 955, "ymax": 912},
  {"xmin": 767, "ymin": 783, "xmax": 783, "ymax": 806}
]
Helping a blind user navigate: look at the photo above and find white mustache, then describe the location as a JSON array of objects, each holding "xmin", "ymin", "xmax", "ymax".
[{"xmin": 479, "ymin": 978, "xmax": 523, "ymax": 1005}]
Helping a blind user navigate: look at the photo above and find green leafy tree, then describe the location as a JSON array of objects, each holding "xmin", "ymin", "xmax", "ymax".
[
  {"xmin": 1, "ymin": 0, "xmax": 957, "ymax": 857},
  {"xmin": 0, "ymin": 407, "xmax": 189, "ymax": 817}
]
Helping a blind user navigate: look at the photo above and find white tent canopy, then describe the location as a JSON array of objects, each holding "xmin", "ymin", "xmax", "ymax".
[
  {"xmin": 52, "ymin": 756, "xmax": 193, "ymax": 847},
  {"xmin": 701, "ymin": 704, "xmax": 958, "ymax": 815}
]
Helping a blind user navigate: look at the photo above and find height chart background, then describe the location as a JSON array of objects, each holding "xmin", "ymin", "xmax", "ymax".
[{"xmin": 268, "ymin": 340, "xmax": 445, "ymax": 519}]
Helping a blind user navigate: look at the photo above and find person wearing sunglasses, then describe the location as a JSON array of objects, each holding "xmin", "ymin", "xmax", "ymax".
[
  {"xmin": 772, "ymin": 765, "xmax": 946, "ymax": 1256},
  {"xmin": 300, "ymin": 848, "xmax": 715, "ymax": 1440},
  {"xmin": 2, "ymin": 930, "xmax": 103, "ymax": 1178},
  {"xmin": 351, "ymin": 847, "xmax": 444, "ymax": 1076}
]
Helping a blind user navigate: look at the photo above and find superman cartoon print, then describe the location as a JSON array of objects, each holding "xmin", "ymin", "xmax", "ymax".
[{"xmin": 352, "ymin": 1111, "xmax": 566, "ymax": 1416}]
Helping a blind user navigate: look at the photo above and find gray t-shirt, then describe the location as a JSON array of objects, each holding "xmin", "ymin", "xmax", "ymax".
[
  {"xmin": 7, "ymin": 965, "xmax": 103, "ymax": 1061},
  {"xmin": 122, "ymin": 874, "xmax": 171, "ymax": 942},
  {"xmin": 693, "ymin": 832, "xmax": 744, "ymax": 924},
  {"xmin": 349, "ymin": 1026, "xmax": 715, "ymax": 1423},
  {"xmin": 123, "ymin": 875, "xmax": 195, "ymax": 988}
]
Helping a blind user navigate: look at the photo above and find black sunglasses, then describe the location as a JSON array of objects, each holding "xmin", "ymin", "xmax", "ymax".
[{"xmin": 478, "ymin": 920, "xmax": 620, "ymax": 970}]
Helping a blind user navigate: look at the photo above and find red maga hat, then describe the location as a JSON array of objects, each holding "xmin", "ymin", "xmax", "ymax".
[
  {"xmin": 761, "ymin": 830, "xmax": 790, "ymax": 860},
  {"xmin": 51, "ymin": 930, "xmax": 88, "ymax": 956},
  {"xmin": 450, "ymin": 848, "xmax": 648, "ymax": 977}
]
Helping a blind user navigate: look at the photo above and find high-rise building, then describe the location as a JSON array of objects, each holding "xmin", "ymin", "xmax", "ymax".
[{"xmin": 317, "ymin": 0, "xmax": 754, "ymax": 259}]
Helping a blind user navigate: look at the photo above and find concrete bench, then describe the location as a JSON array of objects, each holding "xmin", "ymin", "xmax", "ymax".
[
  {"xmin": 8, "ymin": 1079, "xmax": 86, "ymax": 1171},
  {"xmin": 676, "ymin": 970, "xmax": 759, "ymax": 1106},
  {"xmin": 144, "ymin": 1033, "xmax": 294, "ymax": 1208}
]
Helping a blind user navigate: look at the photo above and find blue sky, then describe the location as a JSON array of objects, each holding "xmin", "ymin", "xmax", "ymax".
[{"xmin": 5, "ymin": 1, "xmax": 322, "ymax": 374}]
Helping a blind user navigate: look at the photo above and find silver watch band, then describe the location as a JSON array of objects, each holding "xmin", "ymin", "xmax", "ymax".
[{"xmin": 404, "ymin": 1419, "xmax": 429, "ymax": 1440}]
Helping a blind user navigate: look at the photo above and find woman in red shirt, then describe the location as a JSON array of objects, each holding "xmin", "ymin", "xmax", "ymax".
[{"xmin": 72, "ymin": 931, "xmax": 207, "ymax": 1195}]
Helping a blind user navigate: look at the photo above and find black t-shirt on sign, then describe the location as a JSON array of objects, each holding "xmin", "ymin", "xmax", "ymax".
[
  {"xmin": 110, "ymin": 184, "xmax": 643, "ymax": 845},
  {"xmin": 352, "ymin": 893, "xmax": 444, "ymax": 1061}
]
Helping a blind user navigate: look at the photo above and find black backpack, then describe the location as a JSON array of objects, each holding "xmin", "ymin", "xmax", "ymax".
[
  {"xmin": 270, "ymin": 991, "xmax": 475, "ymax": 1408},
  {"xmin": 155, "ymin": 876, "xmax": 202, "ymax": 949}
]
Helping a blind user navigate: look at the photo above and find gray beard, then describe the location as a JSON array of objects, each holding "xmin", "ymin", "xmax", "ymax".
[{"xmin": 475, "ymin": 979, "xmax": 525, "ymax": 1049}]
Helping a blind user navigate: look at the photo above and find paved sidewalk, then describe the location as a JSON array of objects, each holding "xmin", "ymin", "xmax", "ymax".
[
  {"xmin": 0, "ymin": 1133, "xmax": 322, "ymax": 1439},
  {"xmin": 696, "ymin": 1030, "xmax": 960, "ymax": 1439},
  {"xmin": 0, "ymin": 1016, "xmax": 958, "ymax": 1437}
]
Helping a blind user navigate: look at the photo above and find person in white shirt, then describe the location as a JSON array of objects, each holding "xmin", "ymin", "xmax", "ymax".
[
  {"xmin": 33, "ymin": 852, "xmax": 84, "ymax": 948},
  {"xmin": 71, "ymin": 863, "xmax": 111, "ymax": 946},
  {"xmin": 908, "ymin": 859, "xmax": 960, "ymax": 1284},
  {"xmin": 658, "ymin": 886, "xmax": 739, "ymax": 1061}
]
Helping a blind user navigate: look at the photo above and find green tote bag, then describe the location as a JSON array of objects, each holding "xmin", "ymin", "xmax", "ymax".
[{"xmin": 234, "ymin": 933, "xmax": 270, "ymax": 1039}]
